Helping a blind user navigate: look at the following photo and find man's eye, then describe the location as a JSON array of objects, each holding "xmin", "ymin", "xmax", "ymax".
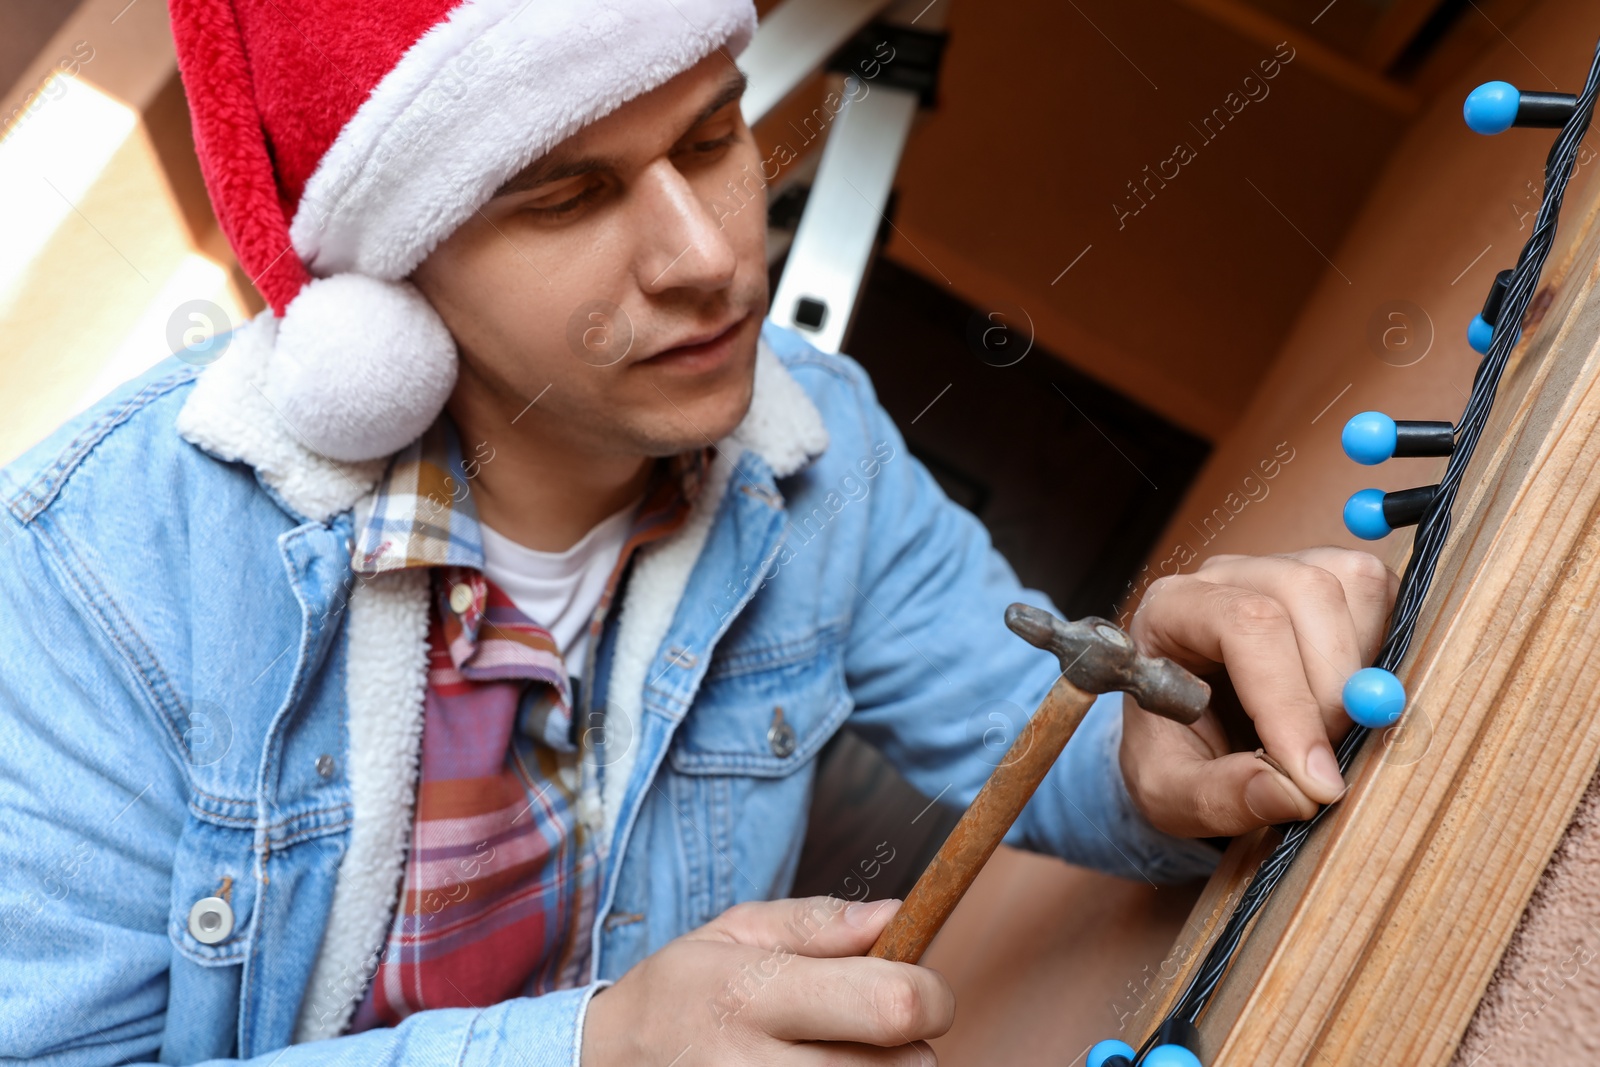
[
  {"xmin": 682, "ymin": 130, "xmax": 738, "ymax": 155},
  {"xmin": 527, "ymin": 183, "xmax": 602, "ymax": 218}
]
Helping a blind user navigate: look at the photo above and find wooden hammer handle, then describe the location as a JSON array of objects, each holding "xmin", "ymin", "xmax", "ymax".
[{"xmin": 867, "ymin": 676, "xmax": 1099, "ymax": 963}]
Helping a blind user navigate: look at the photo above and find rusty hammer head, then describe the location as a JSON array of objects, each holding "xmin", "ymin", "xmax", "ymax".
[{"xmin": 1004, "ymin": 603, "xmax": 1209, "ymax": 724}]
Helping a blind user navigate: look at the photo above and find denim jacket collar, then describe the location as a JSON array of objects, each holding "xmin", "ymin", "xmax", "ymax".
[{"xmin": 171, "ymin": 310, "xmax": 828, "ymax": 1040}]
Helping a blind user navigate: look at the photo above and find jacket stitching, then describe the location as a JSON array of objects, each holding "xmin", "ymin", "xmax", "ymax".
[
  {"xmin": 454, "ymin": 1007, "xmax": 490, "ymax": 1067},
  {"xmin": 188, "ymin": 799, "xmax": 351, "ymax": 836},
  {"xmin": 669, "ymin": 691, "xmax": 851, "ymax": 775},
  {"xmin": 34, "ymin": 521, "xmax": 189, "ymax": 761},
  {"xmin": 63, "ymin": 536, "xmax": 196, "ymax": 771},
  {"xmin": 703, "ymin": 622, "xmax": 847, "ymax": 679},
  {"xmin": 52, "ymin": 523, "xmax": 184, "ymax": 721},
  {"xmin": 190, "ymin": 784, "xmax": 257, "ymax": 807},
  {"xmin": 10, "ymin": 365, "xmax": 201, "ymax": 523},
  {"xmin": 272, "ymin": 816, "xmax": 351, "ymax": 849}
]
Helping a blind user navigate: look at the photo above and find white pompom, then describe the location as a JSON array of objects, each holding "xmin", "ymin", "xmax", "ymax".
[{"xmin": 266, "ymin": 274, "xmax": 458, "ymax": 463}]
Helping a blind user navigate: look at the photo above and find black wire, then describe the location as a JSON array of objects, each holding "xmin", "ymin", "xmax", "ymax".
[{"xmin": 1129, "ymin": 39, "xmax": 1600, "ymax": 1064}]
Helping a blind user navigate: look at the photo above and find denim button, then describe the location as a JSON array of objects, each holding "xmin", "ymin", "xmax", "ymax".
[
  {"xmin": 187, "ymin": 896, "xmax": 234, "ymax": 944},
  {"xmin": 315, "ymin": 753, "xmax": 337, "ymax": 778},
  {"xmin": 449, "ymin": 582, "xmax": 475, "ymax": 614},
  {"xmin": 767, "ymin": 706, "xmax": 796, "ymax": 758}
]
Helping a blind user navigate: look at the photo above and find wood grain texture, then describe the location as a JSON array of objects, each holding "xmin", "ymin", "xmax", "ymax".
[
  {"xmin": 1128, "ymin": 153, "xmax": 1600, "ymax": 1064},
  {"xmin": 869, "ymin": 677, "xmax": 1096, "ymax": 964}
]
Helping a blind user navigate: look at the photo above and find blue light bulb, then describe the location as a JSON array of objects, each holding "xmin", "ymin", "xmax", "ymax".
[
  {"xmin": 1342, "ymin": 411, "xmax": 1397, "ymax": 465},
  {"xmin": 1468, "ymin": 315, "xmax": 1495, "ymax": 355},
  {"xmin": 1468, "ymin": 316, "xmax": 1522, "ymax": 355},
  {"xmin": 1088, "ymin": 1039, "xmax": 1138, "ymax": 1067},
  {"xmin": 1144, "ymin": 1045, "xmax": 1204, "ymax": 1067},
  {"xmin": 1344, "ymin": 667, "xmax": 1407, "ymax": 728},
  {"xmin": 1465, "ymin": 81, "xmax": 1520, "ymax": 135},
  {"xmin": 1343, "ymin": 488, "xmax": 1391, "ymax": 540}
]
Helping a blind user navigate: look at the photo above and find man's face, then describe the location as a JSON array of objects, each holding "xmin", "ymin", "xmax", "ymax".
[{"xmin": 412, "ymin": 52, "xmax": 768, "ymax": 459}]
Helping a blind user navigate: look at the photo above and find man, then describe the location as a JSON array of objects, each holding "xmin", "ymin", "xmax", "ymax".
[{"xmin": 0, "ymin": 0, "xmax": 1393, "ymax": 1064}]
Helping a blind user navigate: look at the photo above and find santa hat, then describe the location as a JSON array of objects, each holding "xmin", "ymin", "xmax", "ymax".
[{"xmin": 168, "ymin": 0, "xmax": 758, "ymax": 462}]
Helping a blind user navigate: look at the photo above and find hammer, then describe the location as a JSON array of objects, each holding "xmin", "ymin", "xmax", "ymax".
[{"xmin": 867, "ymin": 603, "xmax": 1212, "ymax": 963}]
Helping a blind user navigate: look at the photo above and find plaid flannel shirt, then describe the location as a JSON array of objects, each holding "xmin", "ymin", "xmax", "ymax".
[{"xmin": 343, "ymin": 411, "xmax": 703, "ymax": 1029}]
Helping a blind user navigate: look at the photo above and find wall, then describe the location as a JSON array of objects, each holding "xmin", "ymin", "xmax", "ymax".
[
  {"xmin": 0, "ymin": 0, "xmax": 86, "ymax": 97},
  {"xmin": 0, "ymin": 0, "xmax": 253, "ymax": 466},
  {"xmin": 878, "ymin": 0, "xmax": 1414, "ymax": 440},
  {"xmin": 1132, "ymin": 0, "xmax": 1600, "ymax": 593}
]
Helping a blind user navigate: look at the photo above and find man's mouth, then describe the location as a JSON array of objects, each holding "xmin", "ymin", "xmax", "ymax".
[{"xmin": 637, "ymin": 311, "xmax": 751, "ymax": 372}]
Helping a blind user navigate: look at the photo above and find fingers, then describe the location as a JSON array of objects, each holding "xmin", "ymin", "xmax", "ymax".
[
  {"xmin": 790, "ymin": 1039, "xmax": 940, "ymax": 1065},
  {"xmin": 606, "ymin": 898, "xmax": 947, "ymax": 1067},
  {"xmin": 1283, "ymin": 546, "xmax": 1400, "ymax": 663},
  {"xmin": 1193, "ymin": 554, "xmax": 1366, "ymax": 731},
  {"xmin": 1130, "ymin": 548, "xmax": 1395, "ymax": 812},
  {"xmin": 1132, "ymin": 573, "xmax": 1346, "ymax": 804},
  {"xmin": 692, "ymin": 896, "xmax": 903, "ymax": 958},
  {"xmin": 752, "ymin": 954, "xmax": 956, "ymax": 1047},
  {"xmin": 1122, "ymin": 698, "xmax": 1319, "ymax": 835}
]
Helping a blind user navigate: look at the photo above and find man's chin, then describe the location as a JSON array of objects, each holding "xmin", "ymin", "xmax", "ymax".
[{"xmin": 628, "ymin": 353, "xmax": 756, "ymax": 457}]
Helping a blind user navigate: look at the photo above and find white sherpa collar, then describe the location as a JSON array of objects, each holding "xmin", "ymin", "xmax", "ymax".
[{"xmin": 173, "ymin": 310, "xmax": 393, "ymax": 523}]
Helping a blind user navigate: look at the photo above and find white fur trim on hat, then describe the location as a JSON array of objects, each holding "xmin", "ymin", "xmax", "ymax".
[
  {"xmin": 265, "ymin": 274, "xmax": 458, "ymax": 463},
  {"xmin": 289, "ymin": 0, "xmax": 758, "ymax": 280}
]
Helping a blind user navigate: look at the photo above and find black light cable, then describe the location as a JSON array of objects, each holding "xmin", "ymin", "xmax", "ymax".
[{"xmin": 1118, "ymin": 34, "xmax": 1600, "ymax": 1066}]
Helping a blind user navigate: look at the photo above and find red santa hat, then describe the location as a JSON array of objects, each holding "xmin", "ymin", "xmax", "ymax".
[{"xmin": 168, "ymin": 0, "xmax": 758, "ymax": 462}]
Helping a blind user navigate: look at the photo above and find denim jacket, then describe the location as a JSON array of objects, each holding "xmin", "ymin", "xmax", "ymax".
[{"xmin": 0, "ymin": 314, "xmax": 1220, "ymax": 1066}]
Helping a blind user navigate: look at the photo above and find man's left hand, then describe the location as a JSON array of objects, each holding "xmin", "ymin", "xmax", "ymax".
[{"xmin": 1118, "ymin": 547, "xmax": 1401, "ymax": 838}]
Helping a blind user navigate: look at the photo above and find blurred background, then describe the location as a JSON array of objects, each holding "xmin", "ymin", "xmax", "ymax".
[{"xmin": 5, "ymin": 0, "xmax": 1599, "ymax": 1062}]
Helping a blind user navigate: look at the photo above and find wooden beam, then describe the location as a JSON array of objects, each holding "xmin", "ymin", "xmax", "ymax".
[
  {"xmin": 879, "ymin": 221, "xmax": 1236, "ymax": 442},
  {"xmin": 1127, "ymin": 150, "xmax": 1600, "ymax": 1062},
  {"xmin": 1360, "ymin": 0, "xmax": 1447, "ymax": 72},
  {"xmin": 1165, "ymin": 0, "xmax": 1421, "ymax": 117},
  {"xmin": 1404, "ymin": 0, "xmax": 1546, "ymax": 99}
]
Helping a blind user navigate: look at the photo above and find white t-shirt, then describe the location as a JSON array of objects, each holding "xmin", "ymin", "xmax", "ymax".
[{"xmin": 478, "ymin": 498, "xmax": 638, "ymax": 686}]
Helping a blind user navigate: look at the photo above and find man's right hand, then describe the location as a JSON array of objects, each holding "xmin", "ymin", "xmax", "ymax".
[{"xmin": 580, "ymin": 896, "xmax": 952, "ymax": 1065}]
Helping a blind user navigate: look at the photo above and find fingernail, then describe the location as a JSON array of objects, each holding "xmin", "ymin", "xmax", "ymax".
[
  {"xmin": 1306, "ymin": 746, "xmax": 1345, "ymax": 798},
  {"xmin": 845, "ymin": 898, "xmax": 897, "ymax": 927}
]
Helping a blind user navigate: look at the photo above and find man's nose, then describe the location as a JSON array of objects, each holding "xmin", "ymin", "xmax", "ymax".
[{"xmin": 632, "ymin": 158, "xmax": 740, "ymax": 294}]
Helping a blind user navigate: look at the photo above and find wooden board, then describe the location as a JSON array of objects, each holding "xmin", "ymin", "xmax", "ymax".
[{"xmin": 1126, "ymin": 150, "xmax": 1600, "ymax": 1064}]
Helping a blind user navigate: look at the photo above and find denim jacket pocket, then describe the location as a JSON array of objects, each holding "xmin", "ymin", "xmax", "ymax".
[
  {"xmin": 660, "ymin": 637, "xmax": 851, "ymax": 921},
  {"xmin": 667, "ymin": 637, "xmax": 851, "ymax": 777},
  {"xmin": 167, "ymin": 804, "xmax": 257, "ymax": 966}
]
